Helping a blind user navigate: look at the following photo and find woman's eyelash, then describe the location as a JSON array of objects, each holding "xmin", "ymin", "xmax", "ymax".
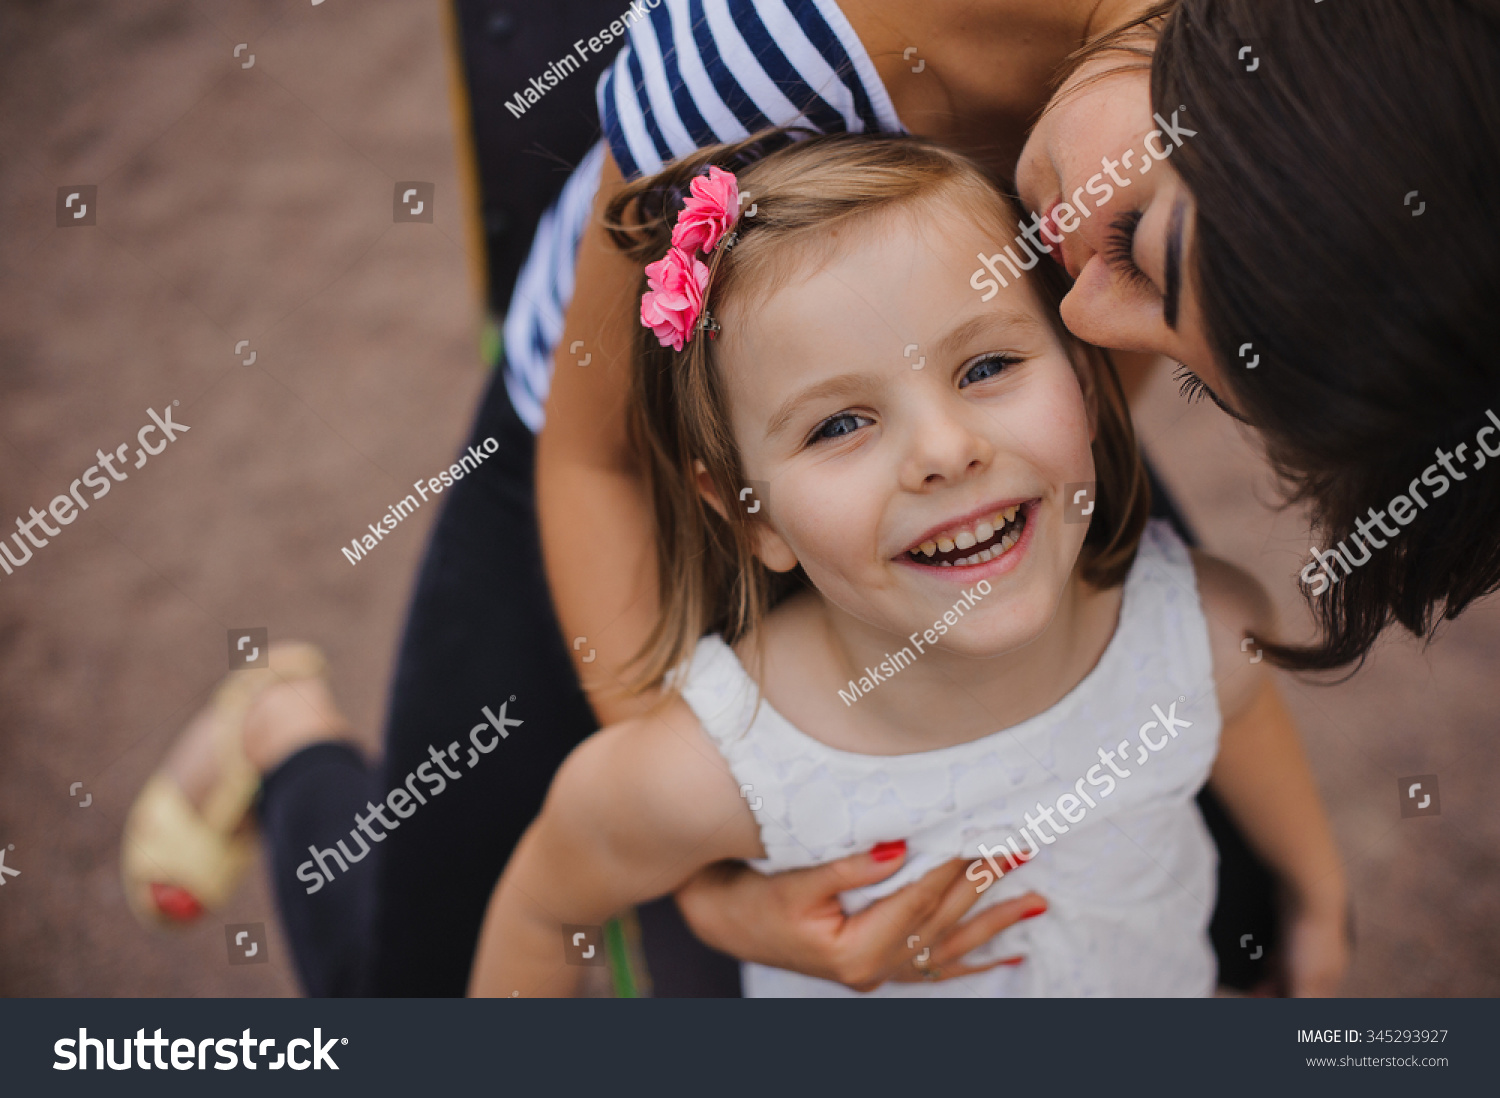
[
  {"xmin": 1105, "ymin": 210, "xmax": 1155, "ymax": 292},
  {"xmin": 1172, "ymin": 364, "xmax": 1253, "ymax": 424},
  {"xmin": 1173, "ymin": 363, "xmax": 1210, "ymax": 404}
]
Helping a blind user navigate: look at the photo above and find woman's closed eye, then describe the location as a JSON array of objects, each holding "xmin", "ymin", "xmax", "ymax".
[
  {"xmin": 1104, "ymin": 210, "xmax": 1156, "ymax": 294},
  {"xmin": 959, "ymin": 352, "xmax": 1022, "ymax": 389},
  {"xmin": 808, "ymin": 410, "xmax": 875, "ymax": 444},
  {"xmin": 1172, "ymin": 363, "xmax": 1251, "ymax": 424}
]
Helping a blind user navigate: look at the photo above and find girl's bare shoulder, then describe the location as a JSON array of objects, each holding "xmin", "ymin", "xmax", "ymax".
[{"xmin": 549, "ymin": 692, "xmax": 765, "ymax": 863}]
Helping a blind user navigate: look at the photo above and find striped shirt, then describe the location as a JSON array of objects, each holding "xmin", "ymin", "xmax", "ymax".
[{"xmin": 502, "ymin": 0, "xmax": 904, "ymax": 432}]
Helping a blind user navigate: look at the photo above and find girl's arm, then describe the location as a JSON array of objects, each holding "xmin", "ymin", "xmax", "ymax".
[
  {"xmin": 468, "ymin": 695, "xmax": 761, "ymax": 997},
  {"xmin": 1194, "ymin": 552, "xmax": 1350, "ymax": 996},
  {"xmin": 468, "ymin": 688, "xmax": 1048, "ymax": 995}
]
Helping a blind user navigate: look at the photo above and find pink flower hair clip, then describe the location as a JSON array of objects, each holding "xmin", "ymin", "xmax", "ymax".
[{"xmin": 640, "ymin": 166, "xmax": 741, "ymax": 351}]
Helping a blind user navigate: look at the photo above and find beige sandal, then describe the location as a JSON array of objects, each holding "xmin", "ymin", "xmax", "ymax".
[{"xmin": 121, "ymin": 642, "xmax": 329, "ymax": 928}]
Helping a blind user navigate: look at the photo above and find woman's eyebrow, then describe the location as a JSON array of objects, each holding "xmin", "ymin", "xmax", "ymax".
[{"xmin": 1163, "ymin": 198, "xmax": 1185, "ymax": 330}]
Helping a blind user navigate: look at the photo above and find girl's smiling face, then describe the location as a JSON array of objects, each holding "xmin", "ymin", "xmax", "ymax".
[{"xmin": 712, "ymin": 195, "xmax": 1099, "ymax": 658}]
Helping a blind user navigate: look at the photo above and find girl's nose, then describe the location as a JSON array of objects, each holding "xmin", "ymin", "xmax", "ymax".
[{"xmin": 897, "ymin": 410, "xmax": 992, "ymax": 492}]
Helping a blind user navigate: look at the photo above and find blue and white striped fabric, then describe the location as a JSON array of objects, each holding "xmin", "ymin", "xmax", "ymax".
[
  {"xmin": 503, "ymin": 0, "xmax": 904, "ymax": 433},
  {"xmin": 501, "ymin": 142, "xmax": 605, "ymax": 433}
]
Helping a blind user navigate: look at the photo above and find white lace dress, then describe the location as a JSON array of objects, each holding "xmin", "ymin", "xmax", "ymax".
[{"xmin": 675, "ymin": 521, "xmax": 1222, "ymax": 997}]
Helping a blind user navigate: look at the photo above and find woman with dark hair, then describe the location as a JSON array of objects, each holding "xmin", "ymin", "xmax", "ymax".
[
  {"xmin": 123, "ymin": 0, "xmax": 1495, "ymax": 997},
  {"xmin": 1017, "ymin": 0, "xmax": 1500, "ymax": 669}
]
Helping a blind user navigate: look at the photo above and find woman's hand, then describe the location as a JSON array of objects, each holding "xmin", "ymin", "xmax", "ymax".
[
  {"xmin": 1249, "ymin": 887, "xmax": 1350, "ymax": 998},
  {"xmin": 1277, "ymin": 897, "xmax": 1351, "ymax": 997},
  {"xmin": 674, "ymin": 843, "xmax": 1046, "ymax": 992}
]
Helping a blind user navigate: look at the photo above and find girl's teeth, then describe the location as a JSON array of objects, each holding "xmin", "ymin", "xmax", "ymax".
[{"xmin": 909, "ymin": 503, "xmax": 1027, "ymax": 563}]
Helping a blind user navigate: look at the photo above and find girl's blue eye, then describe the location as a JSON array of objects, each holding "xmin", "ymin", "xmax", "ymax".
[
  {"xmin": 810, "ymin": 411, "xmax": 872, "ymax": 442},
  {"xmin": 959, "ymin": 354, "xmax": 1020, "ymax": 388}
]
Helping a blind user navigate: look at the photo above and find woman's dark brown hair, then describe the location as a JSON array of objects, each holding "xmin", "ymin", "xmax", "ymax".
[
  {"xmin": 1148, "ymin": 0, "xmax": 1500, "ymax": 670},
  {"xmin": 605, "ymin": 131, "xmax": 1149, "ymax": 690}
]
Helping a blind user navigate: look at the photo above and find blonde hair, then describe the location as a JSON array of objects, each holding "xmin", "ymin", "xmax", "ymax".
[{"xmin": 605, "ymin": 132, "xmax": 1148, "ymax": 691}]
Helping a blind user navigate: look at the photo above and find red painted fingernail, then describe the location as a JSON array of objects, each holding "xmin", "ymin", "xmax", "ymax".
[
  {"xmin": 998, "ymin": 852, "xmax": 1033, "ymax": 875},
  {"xmin": 1020, "ymin": 902, "xmax": 1048, "ymax": 920},
  {"xmin": 999, "ymin": 956, "xmax": 1026, "ymax": 966},
  {"xmin": 871, "ymin": 840, "xmax": 906, "ymax": 862}
]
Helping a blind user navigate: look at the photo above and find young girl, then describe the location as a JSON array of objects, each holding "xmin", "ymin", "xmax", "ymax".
[{"xmin": 469, "ymin": 133, "xmax": 1349, "ymax": 997}]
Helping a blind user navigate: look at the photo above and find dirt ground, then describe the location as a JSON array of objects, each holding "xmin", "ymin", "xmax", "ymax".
[{"xmin": 1, "ymin": 0, "xmax": 1496, "ymax": 998}]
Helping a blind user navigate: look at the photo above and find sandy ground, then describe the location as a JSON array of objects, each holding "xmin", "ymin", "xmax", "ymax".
[{"xmin": 1, "ymin": 0, "xmax": 1496, "ymax": 997}]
